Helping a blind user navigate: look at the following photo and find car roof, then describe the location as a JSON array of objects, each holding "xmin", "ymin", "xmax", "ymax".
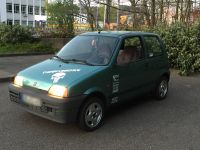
[{"xmin": 80, "ymin": 31, "xmax": 158, "ymax": 38}]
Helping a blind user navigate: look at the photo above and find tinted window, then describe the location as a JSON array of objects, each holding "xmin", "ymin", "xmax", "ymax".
[{"xmin": 144, "ymin": 36, "xmax": 162, "ymax": 56}]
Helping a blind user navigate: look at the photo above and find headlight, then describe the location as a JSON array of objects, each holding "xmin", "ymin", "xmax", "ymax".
[
  {"xmin": 48, "ymin": 85, "xmax": 68, "ymax": 98},
  {"xmin": 14, "ymin": 76, "xmax": 23, "ymax": 87}
]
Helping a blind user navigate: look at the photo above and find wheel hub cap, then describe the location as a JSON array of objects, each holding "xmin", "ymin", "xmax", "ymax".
[
  {"xmin": 85, "ymin": 103, "xmax": 102, "ymax": 128},
  {"xmin": 159, "ymin": 80, "xmax": 168, "ymax": 97}
]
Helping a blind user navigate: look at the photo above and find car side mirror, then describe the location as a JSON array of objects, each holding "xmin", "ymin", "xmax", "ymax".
[{"xmin": 149, "ymin": 52, "xmax": 154, "ymax": 57}]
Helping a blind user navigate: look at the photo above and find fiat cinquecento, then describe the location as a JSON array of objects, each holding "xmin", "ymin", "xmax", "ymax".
[{"xmin": 9, "ymin": 31, "xmax": 170, "ymax": 131}]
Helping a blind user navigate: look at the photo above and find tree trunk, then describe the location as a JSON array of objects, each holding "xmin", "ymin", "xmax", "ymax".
[
  {"xmin": 186, "ymin": 0, "xmax": 192, "ymax": 23},
  {"xmin": 180, "ymin": 0, "xmax": 184, "ymax": 22},
  {"xmin": 105, "ymin": 0, "xmax": 111, "ymax": 29},
  {"xmin": 175, "ymin": 0, "xmax": 180, "ymax": 22},
  {"xmin": 130, "ymin": 0, "xmax": 137, "ymax": 29},
  {"xmin": 151, "ymin": 0, "xmax": 156, "ymax": 26},
  {"xmin": 88, "ymin": 13, "xmax": 95, "ymax": 31},
  {"xmin": 159, "ymin": 0, "xmax": 164, "ymax": 22},
  {"xmin": 142, "ymin": 0, "xmax": 151, "ymax": 26}
]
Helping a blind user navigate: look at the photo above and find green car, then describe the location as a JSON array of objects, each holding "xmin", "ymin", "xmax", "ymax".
[{"xmin": 9, "ymin": 31, "xmax": 170, "ymax": 131}]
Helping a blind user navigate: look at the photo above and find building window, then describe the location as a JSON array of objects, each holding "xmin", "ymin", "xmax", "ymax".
[
  {"xmin": 14, "ymin": 20, "xmax": 20, "ymax": 24},
  {"xmin": 6, "ymin": 3, "xmax": 12, "ymax": 13},
  {"xmin": 14, "ymin": 4, "xmax": 20, "ymax": 13},
  {"xmin": 7, "ymin": 19, "xmax": 13, "ymax": 25},
  {"xmin": 21, "ymin": 5, "xmax": 26, "ymax": 14},
  {"xmin": 28, "ymin": 21, "xmax": 33, "ymax": 27},
  {"xmin": 22, "ymin": 20, "xmax": 27, "ymax": 26},
  {"xmin": 35, "ymin": 21, "xmax": 40, "ymax": 27},
  {"xmin": 41, "ymin": 21, "xmax": 46, "ymax": 27},
  {"xmin": 28, "ymin": 6, "xmax": 33, "ymax": 15},
  {"xmin": 41, "ymin": 7, "xmax": 45, "ymax": 15},
  {"xmin": 35, "ymin": 6, "xmax": 39, "ymax": 15}
]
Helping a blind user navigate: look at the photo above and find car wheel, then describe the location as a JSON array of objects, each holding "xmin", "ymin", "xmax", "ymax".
[
  {"xmin": 78, "ymin": 97, "xmax": 105, "ymax": 131},
  {"xmin": 155, "ymin": 77, "xmax": 169, "ymax": 100}
]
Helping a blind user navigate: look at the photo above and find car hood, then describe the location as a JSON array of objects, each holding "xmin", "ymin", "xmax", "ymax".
[{"xmin": 18, "ymin": 59, "xmax": 104, "ymax": 91}]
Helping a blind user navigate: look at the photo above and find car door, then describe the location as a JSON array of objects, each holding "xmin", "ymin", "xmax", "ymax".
[
  {"xmin": 142, "ymin": 35, "xmax": 166, "ymax": 85},
  {"xmin": 111, "ymin": 36, "xmax": 151, "ymax": 102}
]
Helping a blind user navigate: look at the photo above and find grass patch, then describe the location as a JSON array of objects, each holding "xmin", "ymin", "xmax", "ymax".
[{"xmin": 0, "ymin": 42, "xmax": 58, "ymax": 54}]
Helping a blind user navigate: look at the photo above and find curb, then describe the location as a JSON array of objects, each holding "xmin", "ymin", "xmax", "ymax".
[{"xmin": 0, "ymin": 52, "xmax": 54, "ymax": 57}]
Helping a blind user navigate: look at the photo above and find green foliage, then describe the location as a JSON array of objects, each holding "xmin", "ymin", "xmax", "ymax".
[
  {"xmin": 0, "ymin": 42, "xmax": 56, "ymax": 54},
  {"xmin": 0, "ymin": 24, "xmax": 56, "ymax": 54},
  {"xmin": 47, "ymin": 0, "xmax": 79, "ymax": 36},
  {"xmin": 0, "ymin": 24, "xmax": 34, "ymax": 44},
  {"xmin": 150, "ymin": 21, "xmax": 200, "ymax": 75}
]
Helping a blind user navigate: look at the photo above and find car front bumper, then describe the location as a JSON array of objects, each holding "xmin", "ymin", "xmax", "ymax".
[{"xmin": 8, "ymin": 84, "xmax": 86, "ymax": 123}]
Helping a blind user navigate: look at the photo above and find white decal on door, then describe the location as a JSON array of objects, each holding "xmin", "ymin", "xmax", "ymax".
[{"xmin": 112, "ymin": 74, "xmax": 120, "ymax": 93}]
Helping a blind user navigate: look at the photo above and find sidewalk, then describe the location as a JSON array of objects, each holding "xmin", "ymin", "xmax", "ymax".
[{"xmin": 0, "ymin": 70, "xmax": 14, "ymax": 82}]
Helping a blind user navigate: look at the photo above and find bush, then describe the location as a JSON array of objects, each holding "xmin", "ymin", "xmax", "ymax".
[
  {"xmin": 150, "ymin": 21, "xmax": 200, "ymax": 75},
  {"xmin": 0, "ymin": 42, "xmax": 57, "ymax": 54},
  {"xmin": 0, "ymin": 24, "xmax": 56, "ymax": 54},
  {"xmin": 0, "ymin": 24, "xmax": 35, "ymax": 44}
]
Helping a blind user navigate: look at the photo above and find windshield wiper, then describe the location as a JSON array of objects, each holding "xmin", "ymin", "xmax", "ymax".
[
  {"xmin": 53, "ymin": 56, "xmax": 94, "ymax": 66},
  {"xmin": 52, "ymin": 55, "xmax": 68, "ymax": 63},
  {"xmin": 64, "ymin": 59, "xmax": 94, "ymax": 66}
]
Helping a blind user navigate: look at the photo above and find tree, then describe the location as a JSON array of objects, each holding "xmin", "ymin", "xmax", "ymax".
[
  {"xmin": 98, "ymin": 5, "xmax": 117, "ymax": 23},
  {"xmin": 142, "ymin": 0, "xmax": 151, "ymax": 26},
  {"xmin": 159, "ymin": 0, "xmax": 164, "ymax": 22},
  {"xmin": 151, "ymin": 0, "xmax": 156, "ymax": 26},
  {"xmin": 128, "ymin": 0, "xmax": 137, "ymax": 29},
  {"xmin": 79, "ymin": 0, "xmax": 96, "ymax": 31},
  {"xmin": 47, "ymin": 0, "xmax": 79, "ymax": 36},
  {"xmin": 105, "ymin": 0, "xmax": 112, "ymax": 27}
]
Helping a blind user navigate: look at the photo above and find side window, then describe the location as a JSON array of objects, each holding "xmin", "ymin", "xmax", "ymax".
[
  {"xmin": 144, "ymin": 36, "xmax": 162, "ymax": 57},
  {"xmin": 117, "ymin": 36, "xmax": 145, "ymax": 65}
]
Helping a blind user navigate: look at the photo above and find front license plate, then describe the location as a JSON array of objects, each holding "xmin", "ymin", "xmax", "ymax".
[{"xmin": 22, "ymin": 94, "xmax": 42, "ymax": 107}]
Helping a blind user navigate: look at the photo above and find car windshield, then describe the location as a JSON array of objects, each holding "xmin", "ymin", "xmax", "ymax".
[{"xmin": 56, "ymin": 35, "xmax": 118, "ymax": 65}]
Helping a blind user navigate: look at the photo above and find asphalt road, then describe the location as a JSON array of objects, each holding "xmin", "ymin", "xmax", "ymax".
[
  {"xmin": 0, "ymin": 55, "xmax": 52, "ymax": 75},
  {"xmin": 0, "ymin": 55, "xmax": 200, "ymax": 150}
]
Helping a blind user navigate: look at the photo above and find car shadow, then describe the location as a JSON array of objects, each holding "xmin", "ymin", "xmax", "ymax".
[
  {"xmin": 21, "ymin": 94, "xmax": 161, "ymax": 134},
  {"xmin": 105, "ymin": 94, "xmax": 155, "ymax": 120}
]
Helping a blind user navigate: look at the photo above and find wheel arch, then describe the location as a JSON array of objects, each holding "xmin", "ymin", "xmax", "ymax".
[
  {"xmin": 161, "ymin": 71, "xmax": 170, "ymax": 81},
  {"xmin": 77, "ymin": 90, "xmax": 108, "ymax": 121}
]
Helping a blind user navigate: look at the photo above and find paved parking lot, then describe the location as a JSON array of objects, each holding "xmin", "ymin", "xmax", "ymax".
[
  {"xmin": 0, "ymin": 55, "xmax": 52, "ymax": 75},
  {"xmin": 0, "ymin": 55, "xmax": 200, "ymax": 150}
]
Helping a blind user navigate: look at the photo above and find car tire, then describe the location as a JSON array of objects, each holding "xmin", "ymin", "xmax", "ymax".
[
  {"xmin": 154, "ymin": 76, "xmax": 169, "ymax": 100},
  {"xmin": 78, "ymin": 97, "xmax": 105, "ymax": 131}
]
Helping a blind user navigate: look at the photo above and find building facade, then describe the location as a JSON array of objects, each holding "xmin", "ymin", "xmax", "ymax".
[{"xmin": 0, "ymin": 0, "xmax": 47, "ymax": 27}]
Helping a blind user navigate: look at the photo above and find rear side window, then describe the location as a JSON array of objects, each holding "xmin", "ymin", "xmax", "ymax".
[{"xmin": 144, "ymin": 36, "xmax": 162, "ymax": 57}]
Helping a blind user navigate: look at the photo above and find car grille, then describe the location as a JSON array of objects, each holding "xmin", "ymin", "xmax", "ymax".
[{"xmin": 9, "ymin": 91, "xmax": 20, "ymax": 103}]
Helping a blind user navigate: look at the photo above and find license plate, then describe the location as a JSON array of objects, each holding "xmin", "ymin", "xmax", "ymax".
[{"xmin": 22, "ymin": 94, "xmax": 42, "ymax": 107}]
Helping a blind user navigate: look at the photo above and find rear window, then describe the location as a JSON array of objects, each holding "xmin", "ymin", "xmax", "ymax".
[{"xmin": 144, "ymin": 36, "xmax": 163, "ymax": 56}]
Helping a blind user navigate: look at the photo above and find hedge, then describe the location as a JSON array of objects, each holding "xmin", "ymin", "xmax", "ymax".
[{"xmin": 150, "ymin": 21, "xmax": 200, "ymax": 75}]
